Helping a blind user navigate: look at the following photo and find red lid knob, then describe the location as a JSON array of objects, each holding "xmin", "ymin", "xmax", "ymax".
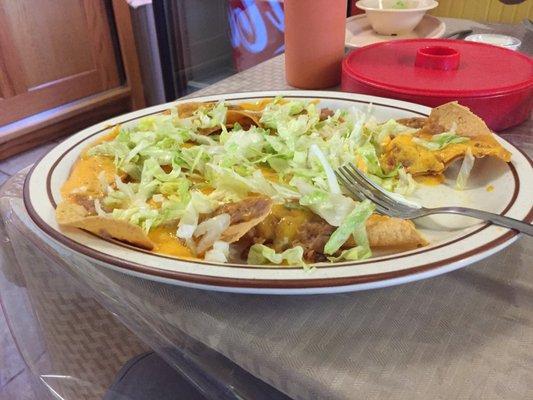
[{"xmin": 415, "ymin": 46, "xmax": 460, "ymax": 71}]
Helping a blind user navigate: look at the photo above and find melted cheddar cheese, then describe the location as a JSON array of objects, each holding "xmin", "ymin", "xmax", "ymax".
[
  {"xmin": 148, "ymin": 226, "xmax": 193, "ymax": 258},
  {"xmin": 381, "ymin": 133, "xmax": 511, "ymax": 177},
  {"xmin": 414, "ymin": 174, "xmax": 445, "ymax": 186},
  {"xmin": 60, "ymin": 156, "xmax": 116, "ymax": 200},
  {"xmin": 255, "ymin": 205, "xmax": 315, "ymax": 252}
]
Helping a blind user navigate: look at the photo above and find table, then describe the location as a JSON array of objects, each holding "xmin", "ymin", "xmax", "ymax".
[{"xmin": 1, "ymin": 18, "xmax": 531, "ymax": 400}]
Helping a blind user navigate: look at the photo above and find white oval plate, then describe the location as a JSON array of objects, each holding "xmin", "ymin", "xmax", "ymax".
[
  {"xmin": 345, "ymin": 14, "xmax": 445, "ymax": 48},
  {"xmin": 24, "ymin": 91, "xmax": 532, "ymax": 295}
]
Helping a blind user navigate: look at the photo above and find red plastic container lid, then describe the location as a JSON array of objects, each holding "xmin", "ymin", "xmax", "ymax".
[{"xmin": 343, "ymin": 39, "xmax": 533, "ymax": 98}]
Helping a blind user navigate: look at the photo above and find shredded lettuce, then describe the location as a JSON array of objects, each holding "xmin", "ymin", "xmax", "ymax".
[
  {"xmin": 456, "ymin": 147, "xmax": 475, "ymax": 190},
  {"xmin": 221, "ymin": 126, "xmax": 266, "ymax": 160},
  {"xmin": 204, "ymin": 241, "xmax": 230, "ymax": 263},
  {"xmin": 309, "ymin": 144, "xmax": 341, "ymax": 194},
  {"xmin": 94, "ymin": 199, "xmax": 106, "ymax": 217},
  {"xmin": 327, "ymin": 246, "xmax": 371, "ymax": 262},
  {"xmin": 191, "ymin": 101, "xmax": 227, "ymax": 130},
  {"xmin": 247, "ymin": 244, "xmax": 305, "ymax": 266},
  {"xmin": 209, "ymin": 165, "xmax": 271, "ymax": 196},
  {"xmin": 176, "ymin": 191, "xmax": 218, "ymax": 239},
  {"xmin": 111, "ymin": 206, "xmax": 160, "ymax": 233},
  {"xmin": 97, "ymin": 151, "xmax": 191, "ymax": 232},
  {"xmin": 346, "ymin": 104, "xmax": 372, "ymax": 146},
  {"xmin": 194, "ymin": 213, "xmax": 231, "ymax": 254},
  {"xmin": 394, "ymin": 168, "xmax": 417, "ymax": 195},
  {"xmin": 356, "ymin": 142, "xmax": 398, "ymax": 179},
  {"xmin": 324, "ymin": 199, "xmax": 375, "ymax": 255},
  {"xmin": 413, "ymin": 132, "xmax": 469, "ymax": 151},
  {"xmin": 259, "ymin": 99, "xmax": 306, "ymax": 131},
  {"xmin": 293, "ymin": 178, "xmax": 356, "ymax": 226},
  {"xmin": 371, "ymin": 119, "xmax": 417, "ymax": 147}
]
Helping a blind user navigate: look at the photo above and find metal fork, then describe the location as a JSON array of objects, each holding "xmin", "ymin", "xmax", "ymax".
[{"xmin": 335, "ymin": 163, "xmax": 533, "ymax": 236}]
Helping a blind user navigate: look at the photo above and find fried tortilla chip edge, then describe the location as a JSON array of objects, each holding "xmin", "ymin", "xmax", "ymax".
[{"xmin": 56, "ymin": 201, "xmax": 155, "ymax": 250}]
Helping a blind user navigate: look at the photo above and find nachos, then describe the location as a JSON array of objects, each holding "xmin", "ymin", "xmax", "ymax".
[{"xmin": 56, "ymin": 99, "xmax": 510, "ymax": 265}]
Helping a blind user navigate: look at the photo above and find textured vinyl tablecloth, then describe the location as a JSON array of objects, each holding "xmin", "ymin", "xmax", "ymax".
[
  {"xmin": 1, "ymin": 18, "xmax": 532, "ymax": 400},
  {"xmin": 2, "ymin": 167, "xmax": 532, "ymax": 400}
]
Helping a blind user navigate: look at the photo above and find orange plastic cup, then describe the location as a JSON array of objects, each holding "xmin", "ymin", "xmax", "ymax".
[{"xmin": 285, "ymin": 0, "xmax": 346, "ymax": 89}]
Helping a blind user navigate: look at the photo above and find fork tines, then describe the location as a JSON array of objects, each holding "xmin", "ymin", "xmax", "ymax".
[{"xmin": 335, "ymin": 163, "xmax": 412, "ymax": 218}]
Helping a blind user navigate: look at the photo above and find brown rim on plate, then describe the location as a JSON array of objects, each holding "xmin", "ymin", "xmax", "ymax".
[{"xmin": 23, "ymin": 93, "xmax": 533, "ymax": 289}]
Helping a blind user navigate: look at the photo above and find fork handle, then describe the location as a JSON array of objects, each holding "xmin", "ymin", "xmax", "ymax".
[{"xmin": 422, "ymin": 207, "xmax": 533, "ymax": 236}]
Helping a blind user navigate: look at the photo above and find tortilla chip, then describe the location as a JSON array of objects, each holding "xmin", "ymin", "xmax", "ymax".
[
  {"xmin": 424, "ymin": 102, "xmax": 511, "ymax": 163},
  {"xmin": 176, "ymin": 101, "xmax": 215, "ymax": 118},
  {"xmin": 226, "ymin": 109, "xmax": 261, "ymax": 130},
  {"xmin": 56, "ymin": 201, "xmax": 91, "ymax": 224},
  {"xmin": 396, "ymin": 117, "xmax": 427, "ymax": 129},
  {"xmin": 381, "ymin": 135, "xmax": 445, "ymax": 175},
  {"xmin": 197, "ymin": 109, "xmax": 262, "ymax": 135},
  {"xmin": 366, "ymin": 214, "xmax": 428, "ymax": 249},
  {"xmin": 56, "ymin": 201, "xmax": 154, "ymax": 250},
  {"xmin": 176, "ymin": 102, "xmax": 261, "ymax": 135},
  {"xmin": 382, "ymin": 102, "xmax": 511, "ymax": 175},
  {"xmin": 60, "ymin": 155, "xmax": 116, "ymax": 200},
  {"xmin": 214, "ymin": 197, "xmax": 273, "ymax": 243},
  {"xmin": 233, "ymin": 98, "xmax": 275, "ymax": 112},
  {"xmin": 198, "ymin": 126, "xmax": 223, "ymax": 135},
  {"xmin": 424, "ymin": 102, "xmax": 491, "ymax": 138}
]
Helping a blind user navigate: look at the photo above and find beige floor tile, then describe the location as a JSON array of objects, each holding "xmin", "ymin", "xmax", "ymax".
[
  {"xmin": 0, "ymin": 306, "xmax": 25, "ymax": 388},
  {"xmin": 0, "ymin": 366, "xmax": 38, "ymax": 400}
]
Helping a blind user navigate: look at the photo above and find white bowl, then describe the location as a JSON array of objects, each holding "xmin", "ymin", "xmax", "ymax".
[
  {"xmin": 465, "ymin": 34, "xmax": 522, "ymax": 51},
  {"xmin": 356, "ymin": 0, "xmax": 439, "ymax": 36}
]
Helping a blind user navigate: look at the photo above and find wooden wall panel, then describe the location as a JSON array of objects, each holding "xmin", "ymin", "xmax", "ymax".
[
  {"xmin": 0, "ymin": 0, "xmax": 148, "ymax": 160},
  {"xmin": 2, "ymin": 0, "xmax": 94, "ymax": 88},
  {"xmin": 0, "ymin": 0, "xmax": 121, "ymax": 125},
  {"xmin": 112, "ymin": 0, "xmax": 146, "ymax": 110},
  {"xmin": 431, "ymin": 0, "xmax": 532, "ymax": 23}
]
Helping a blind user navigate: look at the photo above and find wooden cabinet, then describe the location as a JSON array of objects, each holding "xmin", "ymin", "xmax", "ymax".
[
  {"xmin": 0, "ymin": 0, "xmax": 122, "ymax": 125},
  {"xmin": 0, "ymin": 0, "xmax": 145, "ymax": 158}
]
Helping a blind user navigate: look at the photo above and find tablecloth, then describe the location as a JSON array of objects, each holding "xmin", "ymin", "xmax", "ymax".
[{"xmin": 1, "ymin": 18, "xmax": 532, "ymax": 400}]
